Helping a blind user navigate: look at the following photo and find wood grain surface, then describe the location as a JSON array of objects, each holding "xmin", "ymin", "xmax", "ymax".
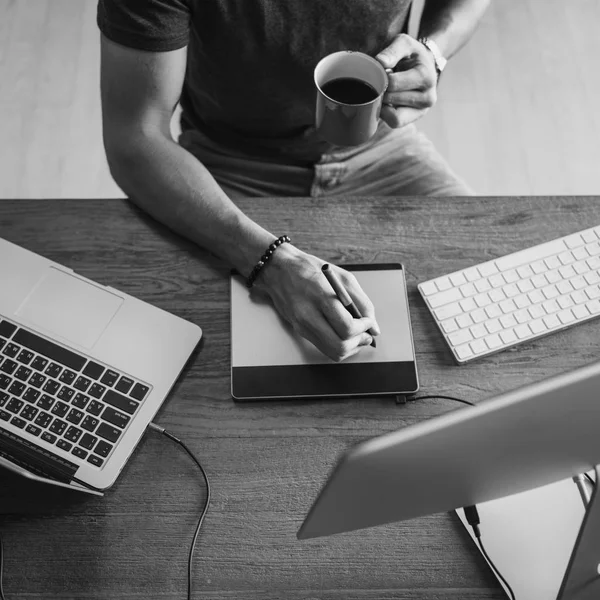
[{"xmin": 1, "ymin": 196, "xmax": 600, "ymax": 599}]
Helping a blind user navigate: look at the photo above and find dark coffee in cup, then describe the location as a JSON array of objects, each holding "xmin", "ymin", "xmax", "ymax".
[
  {"xmin": 314, "ymin": 51, "xmax": 389, "ymax": 146},
  {"xmin": 320, "ymin": 77, "xmax": 379, "ymax": 105}
]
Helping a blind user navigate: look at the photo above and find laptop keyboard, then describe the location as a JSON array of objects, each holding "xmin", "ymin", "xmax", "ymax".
[{"xmin": 0, "ymin": 318, "xmax": 150, "ymax": 469}]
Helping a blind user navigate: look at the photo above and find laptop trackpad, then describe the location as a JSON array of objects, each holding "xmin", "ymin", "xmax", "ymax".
[{"xmin": 16, "ymin": 267, "xmax": 124, "ymax": 350}]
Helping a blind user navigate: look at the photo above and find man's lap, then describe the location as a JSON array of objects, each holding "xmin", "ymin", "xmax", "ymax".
[{"xmin": 178, "ymin": 122, "xmax": 473, "ymax": 198}]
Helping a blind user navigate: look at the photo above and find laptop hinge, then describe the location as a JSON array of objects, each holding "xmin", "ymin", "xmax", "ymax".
[{"xmin": 0, "ymin": 426, "xmax": 78, "ymax": 484}]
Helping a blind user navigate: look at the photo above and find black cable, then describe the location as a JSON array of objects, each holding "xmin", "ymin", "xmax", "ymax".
[
  {"xmin": 409, "ymin": 394, "xmax": 476, "ymax": 407},
  {"xmin": 0, "ymin": 530, "xmax": 5, "ymax": 600},
  {"xmin": 464, "ymin": 505, "xmax": 516, "ymax": 600},
  {"xmin": 585, "ymin": 473, "xmax": 595, "ymax": 487},
  {"xmin": 149, "ymin": 423, "xmax": 211, "ymax": 600}
]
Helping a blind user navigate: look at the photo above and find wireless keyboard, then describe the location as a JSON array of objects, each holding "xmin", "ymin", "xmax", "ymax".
[{"xmin": 418, "ymin": 225, "xmax": 600, "ymax": 364}]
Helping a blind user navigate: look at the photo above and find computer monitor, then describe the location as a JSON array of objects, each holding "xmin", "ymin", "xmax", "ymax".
[{"xmin": 297, "ymin": 360, "xmax": 600, "ymax": 600}]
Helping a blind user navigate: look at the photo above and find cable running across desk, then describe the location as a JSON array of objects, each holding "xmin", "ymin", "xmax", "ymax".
[{"xmin": 148, "ymin": 422, "xmax": 211, "ymax": 600}]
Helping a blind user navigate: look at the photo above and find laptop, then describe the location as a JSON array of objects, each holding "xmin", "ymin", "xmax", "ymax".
[{"xmin": 0, "ymin": 236, "xmax": 202, "ymax": 495}]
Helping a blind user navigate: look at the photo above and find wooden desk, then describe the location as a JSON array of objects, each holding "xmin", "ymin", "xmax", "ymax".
[{"xmin": 1, "ymin": 196, "xmax": 599, "ymax": 599}]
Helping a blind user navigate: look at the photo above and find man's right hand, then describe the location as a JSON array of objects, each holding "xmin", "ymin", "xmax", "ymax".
[{"xmin": 255, "ymin": 244, "xmax": 380, "ymax": 362}]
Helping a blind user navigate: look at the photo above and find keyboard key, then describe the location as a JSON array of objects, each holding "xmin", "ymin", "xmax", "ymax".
[
  {"xmin": 485, "ymin": 334, "xmax": 502, "ymax": 349},
  {"xmin": 478, "ymin": 262, "xmax": 498, "ymax": 277},
  {"xmin": 8, "ymin": 381, "xmax": 25, "ymax": 397},
  {"xmin": 65, "ymin": 408, "xmax": 84, "ymax": 426},
  {"xmin": 72, "ymin": 447, "xmax": 88, "ymax": 460},
  {"xmin": 130, "ymin": 383, "xmax": 149, "ymax": 402},
  {"xmin": 441, "ymin": 318, "xmax": 458, "ymax": 334},
  {"xmin": 0, "ymin": 392, "xmax": 7, "ymax": 406},
  {"xmin": 49, "ymin": 418, "xmax": 67, "ymax": 436},
  {"xmin": 81, "ymin": 415, "xmax": 99, "ymax": 432},
  {"xmin": 103, "ymin": 389, "xmax": 138, "ymax": 415},
  {"xmin": 0, "ymin": 374, "xmax": 10, "ymax": 390},
  {"xmin": 6, "ymin": 398, "xmax": 24, "ymax": 414},
  {"xmin": 96, "ymin": 423, "xmax": 122, "ymax": 443},
  {"xmin": 572, "ymin": 305, "xmax": 589, "ymax": 320},
  {"xmin": 471, "ymin": 308, "xmax": 487, "ymax": 324},
  {"xmin": 30, "ymin": 356, "xmax": 48, "ymax": 371},
  {"xmin": 455, "ymin": 314, "xmax": 473, "ymax": 329},
  {"xmin": 459, "ymin": 282, "xmax": 477, "ymax": 297},
  {"xmin": 43, "ymin": 380, "xmax": 60, "ymax": 396},
  {"xmin": 57, "ymin": 386, "xmax": 75, "ymax": 402},
  {"xmin": 500, "ymin": 330, "xmax": 517, "ymax": 345},
  {"xmin": 89, "ymin": 383, "xmax": 106, "ymax": 399},
  {"xmin": 514, "ymin": 324, "xmax": 532, "ymax": 339},
  {"xmin": 0, "ymin": 359, "xmax": 18, "ymax": 374},
  {"xmin": 504, "ymin": 269, "xmax": 519, "ymax": 283},
  {"xmin": 10, "ymin": 416, "xmax": 26, "ymax": 429},
  {"xmin": 82, "ymin": 361, "xmax": 105, "ymax": 380},
  {"xmin": 72, "ymin": 392, "xmax": 90, "ymax": 409},
  {"xmin": 44, "ymin": 363, "xmax": 62, "ymax": 379},
  {"xmin": 101, "ymin": 406, "xmax": 131, "ymax": 429},
  {"xmin": 93, "ymin": 440, "xmax": 113, "ymax": 458},
  {"xmin": 463, "ymin": 268, "xmax": 479, "ymax": 282},
  {"xmin": 434, "ymin": 301, "xmax": 462, "ymax": 321},
  {"xmin": 73, "ymin": 376, "xmax": 91, "ymax": 392},
  {"xmin": 29, "ymin": 373, "xmax": 46, "ymax": 388},
  {"xmin": 455, "ymin": 343, "xmax": 473, "ymax": 360},
  {"xmin": 530, "ymin": 319, "xmax": 546, "ymax": 334},
  {"xmin": 115, "ymin": 377, "xmax": 134, "ymax": 394},
  {"xmin": 503, "ymin": 284, "xmax": 519, "ymax": 298},
  {"xmin": 496, "ymin": 238, "xmax": 567, "ymax": 272},
  {"xmin": 434, "ymin": 276, "xmax": 452, "ymax": 291},
  {"xmin": 0, "ymin": 410, "xmax": 9, "ymax": 421},
  {"xmin": 449, "ymin": 272, "xmax": 467, "ymax": 287},
  {"xmin": 100, "ymin": 369, "xmax": 119, "ymax": 387},
  {"xmin": 470, "ymin": 324, "xmax": 487, "ymax": 339},
  {"xmin": 557, "ymin": 309, "xmax": 576, "ymax": 324},
  {"xmin": 64, "ymin": 426, "xmax": 83, "ymax": 443},
  {"xmin": 14, "ymin": 366, "xmax": 32, "ymax": 381},
  {"xmin": 57, "ymin": 439, "xmax": 73, "ymax": 452},
  {"xmin": 0, "ymin": 321, "xmax": 17, "ymax": 338},
  {"xmin": 474, "ymin": 279, "xmax": 491, "ymax": 293},
  {"xmin": 25, "ymin": 424, "xmax": 41, "ymax": 437},
  {"xmin": 469, "ymin": 339, "xmax": 487, "ymax": 355},
  {"xmin": 87, "ymin": 454, "xmax": 104, "ymax": 467},
  {"xmin": 41, "ymin": 432, "xmax": 57, "ymax": 444},
  {"xmin": 485, "ymin": 318, "xmax": 502, "ymax": 334},
  {"xmin": 16, "ymin": 350, "xmax": 34, "ymax": 365},
  {"xmin": 0, "ymin": 340, "xmax": 4, "ymax": 352},
  {"xmin": 34, "ymin": 411, "xmax": 52, "ymax": 428},
  {"xmin": 51, "ymin": 401, "xmax": 69, "ymax": 418},
  {"xmin": 543, "ymin": 314, "xmax": 561, "ymax": 329},
  {"xmin": 36, "ymin": 394, "xmax": 54, "ymax": 411},
  {"xmin": 86, "ymin": 400, "xmax": 104, "ymax": 416},
  {"xmin": 489, "ymin": 288, "xmax": 506, "ymax": 303},
  {"xmin": 79, "ymin": 433, "xmax": 98, "ymax": 450},
  {"xmin": 20, "ymin": 404, "xmax": 38, "ymax": 421},
  {"xmin": 419, "ymin": 281, "xmax": 438, "ymax": 296},
  {"xmin": 3, "ymin": 343, "xmax": 20, "ymax": 358},
  {"xmin": 542, "ymin": 299, "xmax": 560, "ymax": 314},
  {"xmin": 59, "ymin": 369, "xmax": 77, "ymax": 385},
  {"xmin": 13, "ymin": 329, "xmax": 86, "ymax": 371}
]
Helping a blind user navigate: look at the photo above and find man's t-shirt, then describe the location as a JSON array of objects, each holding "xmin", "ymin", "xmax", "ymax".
[{"xmin": 97, "ymin": 0, "xmax": 412, "ymax": 163}]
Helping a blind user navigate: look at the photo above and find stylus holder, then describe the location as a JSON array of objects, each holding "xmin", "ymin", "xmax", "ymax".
[{"xmin": 559, "ymin": 465, "xmax": 600, "ymax": 599}]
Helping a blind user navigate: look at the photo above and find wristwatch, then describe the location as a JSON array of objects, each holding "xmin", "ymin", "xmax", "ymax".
[{"xmin": 418, "ymin": 37, "xmax": 447, "ymax": 78}]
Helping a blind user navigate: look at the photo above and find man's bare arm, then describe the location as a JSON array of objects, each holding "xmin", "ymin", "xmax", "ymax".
[
  {"xmin": 419, "ymin": 0, "xmax": 491, "ymax": 59},
  {"xmin": 100, "ymin": 35, "xmax": 273, "ymax": 277},
  {"xmin": 100, "ymin": 35, "xmax": 379, "ymax": 361}
]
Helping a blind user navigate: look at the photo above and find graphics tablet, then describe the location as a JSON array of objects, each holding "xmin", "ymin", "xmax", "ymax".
[{"xmin": 230, "ymin": 264, "xmax": 419, "ymax": 400}]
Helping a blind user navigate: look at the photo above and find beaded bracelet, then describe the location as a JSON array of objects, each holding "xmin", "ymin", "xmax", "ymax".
[{"xmin": 246, "ymin": 235, "xmax": 291, "ymax": 288}]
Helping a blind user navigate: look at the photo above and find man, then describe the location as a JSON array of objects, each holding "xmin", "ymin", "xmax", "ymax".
[{"xmin": 98, "ymin": 0, "xmax": 490, "ymax": 361}]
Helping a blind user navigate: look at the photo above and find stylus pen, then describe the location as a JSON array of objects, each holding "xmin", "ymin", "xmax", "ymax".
[{"xmin": 321, "ymin": 264, "xmax": 377, "ymax": 348}]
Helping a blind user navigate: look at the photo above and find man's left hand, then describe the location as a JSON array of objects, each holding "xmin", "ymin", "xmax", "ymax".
[{"xmin": 375, "ymin": 34, "xmax": 439, "ymax": 129}]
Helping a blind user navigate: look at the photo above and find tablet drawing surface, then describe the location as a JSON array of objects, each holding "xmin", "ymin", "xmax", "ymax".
[{"xmin": 231, "ymin": 264, "xmax": 418, "ymax": 400}]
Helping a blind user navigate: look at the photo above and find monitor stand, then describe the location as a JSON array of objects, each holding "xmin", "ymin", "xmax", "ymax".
[
  {"xmin": 456, "ymin": 468, "xmax": 600, "ymax": 599},
  {"xmin": 559, "ymin": 466, "xmax": 600, "ymax": 599}
]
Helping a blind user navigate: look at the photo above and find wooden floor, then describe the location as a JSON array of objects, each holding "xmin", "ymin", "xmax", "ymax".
[{"xmin": 0, "ymin": 0, "xmax": 599, "ymax": 198}]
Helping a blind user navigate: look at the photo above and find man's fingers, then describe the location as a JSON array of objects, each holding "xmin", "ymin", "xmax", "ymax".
[
  {"xmin": 383, "ymin": 89, "xmax": 436, "ymax": 110},
  {"xmin": 387, "ymin": 67, "xmax": 435, "ymax": 93},
  {"xmin": 375, "ymin": 33, "xmax": 421, "ymax": 71},
  {"xmin": 380, "ymin": 104, "xmax": 428, "ymax": 129},
  {"xmin": 336, "ymin": 270, "xmax": 381, "ymax": 336},
  {"xmin": 321, "ymin": 298, "xmax": 377, "ymax": 340}
]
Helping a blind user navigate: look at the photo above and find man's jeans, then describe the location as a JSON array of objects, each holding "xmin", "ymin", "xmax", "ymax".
[{"xmin": 179, "ymin": 122, "xmax": 473, "ymax": 198}]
